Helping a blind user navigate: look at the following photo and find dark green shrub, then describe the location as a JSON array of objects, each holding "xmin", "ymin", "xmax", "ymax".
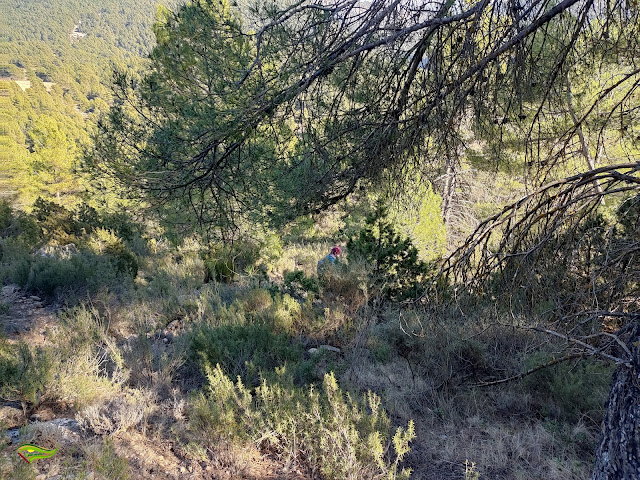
[
  {"xmin": 104, "ymin": 239, "xmax": 138, "ymax": 277},
  {"xmin": 284, "ymin": 269, "xmax": 319, "ymax": 294},
  {"xmin": 0, "ymin": 202, "xmax": 41, "ymax": 248},
  {"xmin": 347, "ymin": 201, "xmax": 429, "ymax": 301},
  {"xmin": 24, "ymin": 252, "xmax": 132, "ymax": 298},
  {"xmin": 10, "ymin": 213, "xmax": 42, "ymax": 247},
  {"xmin": 26, "ymin": 256, "xmax": 83, "ymax": 296},
  {"xmin": 0, "ymin": 200, "xmax": 12, "ymax": 231},
  {"xmin": 203, "ymin": 241, "xmax": 260, "ymax": 283},
  {"xmin": 3, "ymin": 257, "xmax": 31, "ymax": 287},
  {"xmin": 31, "ymin": 197, "xmax": 84, "ymax": 244},
  {"xmin": 521, "ymin": 353, "xmax": 613, "ymax": 422},
  {"xmin": 0, "ymin": 340, "xmax": 52, "ymax": 405},
  {"xmin": 25, "ymin": 255, "xmax": 88, "ymax": 296},
  {"xmin": 189, "ymin": 324, "xmax": 303, "ymax": 386},
  {"xmin": 30, "ymin": 199, "xmax": 136, "ymax": 247},
  {"xmin": 76, "ymin": 202, "xmax": 101, "ymax": 229},
  {"xmin": 101, "ymin": 211, "xmax": 138, "ymax": 243},
  {"xmin": 0, "ymin": 237, "xmax": 33, "ymax": 285}
]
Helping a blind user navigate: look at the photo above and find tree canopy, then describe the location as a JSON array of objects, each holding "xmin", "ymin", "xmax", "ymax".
[{"xmin": 94, "ymin": 0, "xmax": 639, "ymax": 235}]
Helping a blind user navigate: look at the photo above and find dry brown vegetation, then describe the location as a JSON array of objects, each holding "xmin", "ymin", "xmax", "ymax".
[{"xmin": 1, "ymin": 227, "xmax": 616, "ymax": 479}]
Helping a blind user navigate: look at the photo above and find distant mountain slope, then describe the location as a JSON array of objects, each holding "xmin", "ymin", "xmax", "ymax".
[
  {"xmin": 4, "ymin": 0, "xmax": 175, "ymax": 102},
  {"xmin": 6, "ymin": 0, "xmax": 159, "ymax": 55},
  {"xmin": 1, "ymin": 0, "xmax": 174, "ymax": 208}
]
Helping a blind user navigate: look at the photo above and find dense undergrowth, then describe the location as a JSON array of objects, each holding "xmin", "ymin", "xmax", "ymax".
[{"xmin": 0, "ymin": 198, "xmax": 615, "ymax": 479}]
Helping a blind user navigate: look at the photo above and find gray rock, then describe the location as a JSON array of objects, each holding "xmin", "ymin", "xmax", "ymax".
[
  {"xmin": 46, "ymin": 418, "xmax": 80, "ymax": 432},
  {"xmin": 31, "ymin": 418, "xmax": 81, "ymax": 444},
  {"xmin": 59, "ymin": 244, "xmax": 78, "ymax": 258},
  {"xmin": 308, "ymin": 345, "xmax": 341, "ymax": 355},
  {"xmin": 2, "ymin": 285, "xmax": 19, "ymax": 296},
  {"xmin": 319, "ymin": 344, "xmax": 341, "ymax": 353},
  {"xmin": 5, "ymin": 428, "xmax": 21, "ymax": 444},
  {"xmin": 36, "ymin": 244, "xmax": 77, "ymax": 259},
  {"xmin": 36, "ymin": 246, "xmax": 56, "ymax": 258}
]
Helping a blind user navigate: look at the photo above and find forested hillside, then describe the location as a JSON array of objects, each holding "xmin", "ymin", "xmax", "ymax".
[
  {"xmin": 1, "ymin": 0, "xmax": 639, "ymax": 479},
  {"xmin": 1, "ymin": 0, "xmax": 174, "ymax": 209},
  {"xmin": 4, "ymin": 0, "xmax": 163, "ymax": 86}
]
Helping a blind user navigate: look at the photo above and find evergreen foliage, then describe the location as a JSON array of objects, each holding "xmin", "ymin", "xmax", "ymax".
[
  {"xmin": 189, "ymin": 324, "xmax": 303, "ymax": 386},
  {"xmin": 348, "ymin": 201, "xmax": 429, "ymax": 301}
]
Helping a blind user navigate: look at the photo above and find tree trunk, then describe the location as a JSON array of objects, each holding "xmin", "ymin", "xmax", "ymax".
[
  {"xmin": 441, "ymin": 157, "xmax": 456, "ymax": 226},
  {"xmin": 592, "ymin": 322, "xmax": 640, "ymax": 480},
  {"xmin": 565, "ymin": 72, "xmax": 603, "ymax": 197}
]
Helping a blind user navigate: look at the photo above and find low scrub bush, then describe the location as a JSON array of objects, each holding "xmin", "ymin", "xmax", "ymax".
[
  {"xmin": 189, "ymin": 324, "xmax": 303, "ymax": 386},
  {"xmin": 190, "ymin": 365, "xmax": 415, "ymax": 479},
  {"xmin": 270, "ymin": 293, "xmax": 302, "ymax": 334},
  {"xmin": 48, "ymin": 307, "xmax": 124, "ymax": 408},
  {"xmin": 521, "ymin": 353, "xmax": 613, "ymax": 422},
  {"xmin": 50, "ymin": 348, "xmax": 121, "ymax": 409},
  {"xmin": 0, "ymin": 307, "xmax": 123, "ymax": 410},
  {"xmin": 22, "ymin": 252, "xmax": 132, "ymax": 298},
  {"xmin": 284, "ymin": 269, "xmax": 319, "ymax": 294},
  {"xmin": 203, "ymin": 241, "xmax": 260, "ymax": 283},
  {"xmin": 448, "ymin": 339, "xmax": 490, "ymax": 380},
  {"xmin": 0, "ymin": 340, "xmax": 52, "ymax": 405},
  {"xmin": 78, "ymin": 389, "xmax": 151, "ymax": 435},
  {"xmin": 319, "ymin": 259, "xmax": 369, "ymax": 316},
  {"xmin": 85, "ymin": 438, "xmax": 130, "ymax": 480},
  {"xmin": 256, "ymin": 233, "xmax": 284, "ymax": 273},
  {"xmin": 87, "ymin": 228, "xmax": 138, "ymax": 277},
  {"xmin": 271, "ymin": 243, "xmax": 328, "ymax": 278},
  {"xmin": 240, "ymin": 288, "xmax": 273, "ymax": 314}
]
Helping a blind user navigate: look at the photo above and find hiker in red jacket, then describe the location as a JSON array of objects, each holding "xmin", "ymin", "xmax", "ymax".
[{"xmin": 317, "ymin": 246, "xmax": 342, "ymax": 274}]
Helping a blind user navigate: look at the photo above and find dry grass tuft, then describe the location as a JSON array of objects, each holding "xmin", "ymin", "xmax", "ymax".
[{"xmin": 78, "ymin": 389, "xmax": 154, "ymax": 436}]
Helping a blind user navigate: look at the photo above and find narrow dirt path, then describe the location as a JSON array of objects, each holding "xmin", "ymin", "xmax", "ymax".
[{"xmin": 1, "ymin": 284, "xmax": 59, "ymax": 346}]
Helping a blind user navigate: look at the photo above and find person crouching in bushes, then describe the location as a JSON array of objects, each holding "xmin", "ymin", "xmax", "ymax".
[{"xmin": 318, "ymin": 246, "xmax": 341, "ymax": 277}]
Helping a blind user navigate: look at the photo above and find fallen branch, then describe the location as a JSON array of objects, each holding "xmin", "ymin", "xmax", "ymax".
[{"xmin": 473, "ymin": 352, "xmax": 585, "ymax": 388}]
